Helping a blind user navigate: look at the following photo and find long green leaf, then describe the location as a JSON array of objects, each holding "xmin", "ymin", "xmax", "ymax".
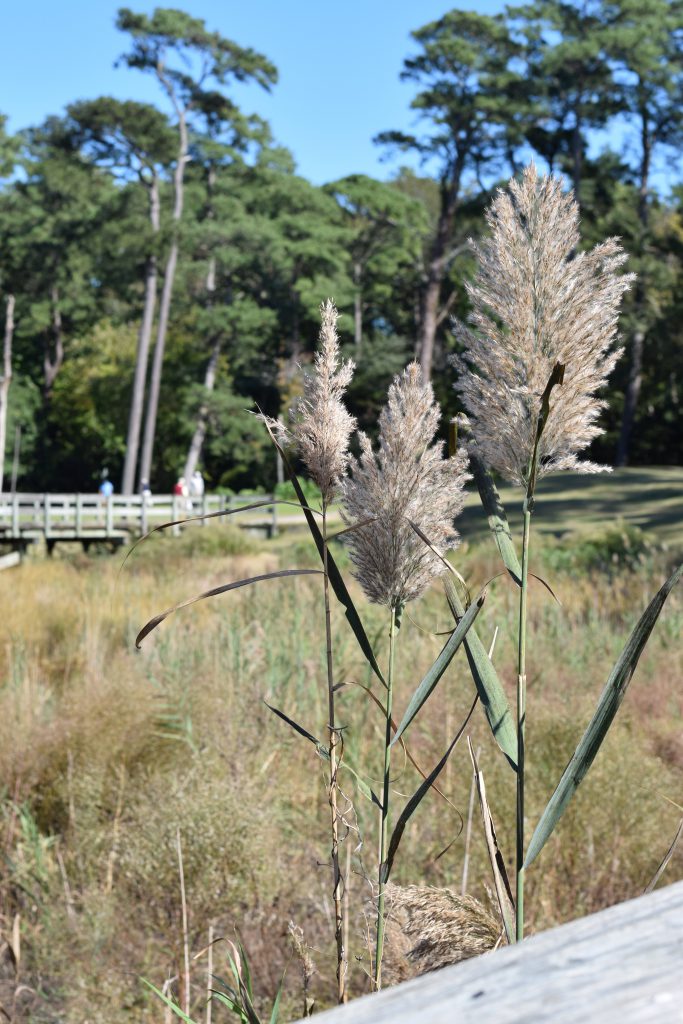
[
  {"xmin": 136, "ymin": 569, "xmax": 322, "ymax": 647},
  {"xmin": 392, "ymin": 594, "xmax": 485, "ymax": 745},
  {"xmin": 526, "ymin": 361, "xmax": 565, "ymax": 502},
  {"xmin": 337, "ymin": 679, "xmax": 460, "ymax": 815},
  {"xmin": 405, "ymin": 518, "xmax": 515, "ymax": 766},
  {"xmin": 341, "ymin": 761, "xmax": 382, "ymax": 809},
  {"xmin": 447, "ymin": 578, "xmax": 518, "ymax": 770},
  {"xmin": 120, "ymin": 498, "xmax": 321, "ymax": 573},
  {"xmin": 211, "ymin": 991, "xmax": 245, "ymax": 1018},
  {"xmin": 468, "ymin": 739, "xmax": 515, "ymax": 944},
  {"xmin": 644, "ymin": 818, "xmax": 683, "ymax": 895},
  {"xmin": 382, "ymin": 696, "xmax": 478, "ymax": 882},
  {"xmin": 264, "ymin": 702, "xmax": 329, "ymax": 761},
  {"xmin": 268, "ymin": 974, "xmax": 285, "ymax": 1024},
  {"xmin": 141, "ymin": 979, "xmax": 197, "ymax": 1023},
  {"xmin": 227, "ymin": 941, "xmax": 261, "ymax": 1024},
  {"xmin": 259, "ymin": 413, "xmax": 386, "ymax": 686},
  {"xmin": 469, "ymin": 450, "xmax": 522, "ymax": 586},
  {"xmin": 525, "ymin": 561, "xmax": 683, "ymax": 867}
]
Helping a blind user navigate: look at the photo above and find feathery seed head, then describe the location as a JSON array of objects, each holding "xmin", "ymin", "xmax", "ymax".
[
  {"xmin": 287, "ymin": 299, "xmax": 356, "ymax": 503},
  {"xmin": 381, "ymin": 883, "xmax": 501, "ymax": 983},
  {"xmin": 341, "ymin": 362, "xmax": 469, "ymax": 608},
  {"xmin": 452, "ymin": 163, "xmax": 635, "ymax": 487}
]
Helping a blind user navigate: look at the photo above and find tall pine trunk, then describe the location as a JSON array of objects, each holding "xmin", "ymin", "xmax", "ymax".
[
  {"xmin": 121, "ymin": 173, "xmax": 160, "ymax": 494},
  {"xmin": 139, "ymin": 108, "xmax": 188, "ymax": 486},
  {"xmin": 43, "ymin": 285, "xmax": 64, "ymax": 398},
  {"xmin": 182, "ymin": 163, "xmax": 219, "ymax": 482},
  {"xmin": 353, "ymin": 260, "xmax": 362, "ymax": 346},
  {"xmin": 616, "ymin": 93, "xmax": 651, "ymax": 467},
  {"xmin": 418, "ymin": 171, "xmax": 460, "ymax": 380},
  {"xmin": 571, "ymin": 112, "xmax": 583, "ymax": 205},
  {"xmin": 419, "ymin": 272, "xmax": 441, "ymax": 381},
  {"xmin": 0, "ymin": 294, "xmax": 15, "ymax": 492},
  {"xmin": 182, "ymin": 335, "xmax": 220, "ymax": 483}
]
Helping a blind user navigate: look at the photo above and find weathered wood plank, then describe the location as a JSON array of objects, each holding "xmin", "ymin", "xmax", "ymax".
[{"xmin": 307, "ymin": 882, "xmax": 683, "ymax": 1023}]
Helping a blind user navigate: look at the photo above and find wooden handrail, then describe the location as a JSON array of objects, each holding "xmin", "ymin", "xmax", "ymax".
[{"xmin": 0, "ymin": 492, "xmax": 283, "ymax": 542}]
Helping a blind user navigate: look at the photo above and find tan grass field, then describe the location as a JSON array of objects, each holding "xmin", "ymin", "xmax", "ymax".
[{"xmin": 0, "ymin": 469, "xmax": 681, "ymax": 1021}]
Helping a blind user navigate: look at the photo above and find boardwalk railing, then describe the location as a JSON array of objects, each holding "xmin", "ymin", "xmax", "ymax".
[{"xmin": 0, "ymin": 492, "xmax": 279, "ymax": 548}]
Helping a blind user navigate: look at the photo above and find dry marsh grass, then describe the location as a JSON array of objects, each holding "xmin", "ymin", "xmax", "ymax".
[{"xmin": 0, "ymin": 521, "xmax": 681, "ymax": 1020}]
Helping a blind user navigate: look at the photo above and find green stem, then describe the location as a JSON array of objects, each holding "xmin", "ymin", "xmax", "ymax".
[
  {"xmin": 516, "ymin": 502, "xmax": 531, "ymax": 941},
  {"xmin": 322, "ymin": 500, "xmax": 346, "ymax": 1003},
  {"xmin": 374, "ymin": 603, "xmax": 397, "ymax": 989}
]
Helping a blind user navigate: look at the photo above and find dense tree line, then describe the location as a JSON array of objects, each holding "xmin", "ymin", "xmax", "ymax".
[{"xmin": 0, "ymin": 2, "xmax": 681, "ymax": 494}]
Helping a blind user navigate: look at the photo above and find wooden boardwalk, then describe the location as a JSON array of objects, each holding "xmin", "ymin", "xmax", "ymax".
[
  {"xmin": 308, "ymin": 881, "xmax": 683, "ymax": 1023},
  {"xmin": 0, "ymin": 491, "xmax": 281, "ymax": 552}
]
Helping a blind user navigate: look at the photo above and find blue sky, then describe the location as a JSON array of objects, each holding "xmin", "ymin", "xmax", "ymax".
[{"xmin": 1, "ymin": 0, "xmax": 505, "ymax": 184}]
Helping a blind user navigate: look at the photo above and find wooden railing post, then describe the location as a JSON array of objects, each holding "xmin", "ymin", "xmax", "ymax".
[
  {"xmin": 172, "ymin": 493, "xmax": 180, "ymax": 537},
  {"xmin": 271, "ymin": 495, "xmax": 278, "ymax": 538},
  {"xmin": 43, "ymin": 493, "xmax": 50, "ymax": 540},
  {"xmin": 105, "ymin": 495, "xmax": 114, "ymax": 536},
  {"xmin": 140, "ymin": 494, "xmax": 148, "ymax": 538},
  {"xmin": 11, "ymin": 492, "xmax": 18, "ymax": 537},
  {"xmin": 75, "ymin": 493, "xmax": 82, "ymax": 535}
]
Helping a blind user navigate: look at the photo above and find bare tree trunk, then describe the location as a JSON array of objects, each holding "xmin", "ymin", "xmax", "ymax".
[
  {"xmin": 182, "ymin": 161, "xmax": 218, "ymax": 481},
  {"xmin": 571, "ymin": 112, "xmax": 583, "ymax": 204},
  {"xmin": 419, "ymin": 273, "xmax": 441, "ymax": 381},
  {"xmin": 121, "ymin": 173, "xmax": 160, "ymax": 494},
  {"xmin": 353, "ymin": 260, "xmax": 362, "ymax": 347},
  {"xmin": 616, "ymin": 327, "xmax": 643, "ymax": 467},
  {"xmin": 617, "ymin": 95, "xmax": 650, "ymax": 467},
  {"xmin": 183, "ymin": 335, "xmax": 220, "ymax": 482},
  {"xmin": 0, "ymin": 294, "xmax": 15, "ymax": 492},
  {"xmin": 417, "ymin": 165, "xmax": 462, "ymax": 381},
  {"xmin": 44, "ymin": 286, "xmax": 64, "ymax": 397},
  {"xmin": 139, "ymin": 104, "xmax": 188, "ymax": 487}
]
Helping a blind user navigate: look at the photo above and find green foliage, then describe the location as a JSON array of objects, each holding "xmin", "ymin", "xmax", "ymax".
[
  {"xmin": 273, "ymin": 477, "xmax": 321, "ymax": 508},
  {"xmin": 132, "ymin": 522, "xmax": 259, "ymax": 566},
  {"xmin": 542, "ymin": 522, "xmax": 662, "ymax": 575},
  {"xmin": 0, "ymin": 0, "xmax": 682, "ymax": 486}
]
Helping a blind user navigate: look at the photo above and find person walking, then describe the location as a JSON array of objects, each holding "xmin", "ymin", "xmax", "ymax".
[
  {"xmin": 189, "ymin": 469, "xmax": 204, "ymax": 500},
  {"xmin": 99, "ymin": 475, "xmax": 114, "ymax": 499},
  {"xmin": 98, "ymin": 471, "xmax": 114, "ymax": 526},
  {"xmin": 173, "ymin": 476, "xmax": 192, "ymax": 512}
]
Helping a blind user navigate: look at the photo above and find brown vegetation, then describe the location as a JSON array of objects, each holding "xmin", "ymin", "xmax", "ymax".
[{"xmin": 0, "ymin": 523, "xmax": 680, "ymax": 1020}]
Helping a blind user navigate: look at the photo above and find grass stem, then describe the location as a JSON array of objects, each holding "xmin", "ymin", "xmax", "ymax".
[
  {"xmin": 322, "ymin": 501, "xmax": 346, "ymax": 1003},
  {"xmin": 516, "ymin": 503, "xmax": 531, "ymax": 941},
  {"xmin": 176, "ymin": 827, "xmax": 191, "ymax": 1015},
  {"xmin": 374, "ymin": 603, "xmax": 398, "ymax": 989}
]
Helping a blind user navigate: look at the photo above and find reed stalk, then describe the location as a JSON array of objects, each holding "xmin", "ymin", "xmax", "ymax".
[
  {"xmin": 374, "ymin": 603, "xmax": 398, "ymax": 989},
  {"xmin": 516, "ymin": 502, "xmax": 531, "ymax": 941},
  {"xmin": 322, "ymin": 499, "xmax": 346, "ymax": 1003}
]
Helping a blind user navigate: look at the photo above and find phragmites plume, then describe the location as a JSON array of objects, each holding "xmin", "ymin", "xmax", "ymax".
[
  {"xmin": 452, "ymin": 163, "xmax": 635, "ymax": 487},
  {"xmin": 380, "ymin": 883, "xmax": 501, "ymax": 984},
  {"xmin": 285, "ymin": 299, "xmax": 356, "ymax": 503},
  {"xmin": 341, "ymin": 363, "xmax": 469, "ymax": 608}
]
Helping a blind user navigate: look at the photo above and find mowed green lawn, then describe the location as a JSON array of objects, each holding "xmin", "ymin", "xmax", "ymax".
[
  {"xmin": 272, "ymin": 466, "xmax": 683, "ymax": 550},
  {"xmin": 458, "ymin": 466, "xmax": 683, "ymax": 548}
]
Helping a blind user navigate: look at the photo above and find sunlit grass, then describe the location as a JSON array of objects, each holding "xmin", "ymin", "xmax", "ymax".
[{"xmin": 0, "ymin": 507, "xmax": 680, "ymax": 1019}]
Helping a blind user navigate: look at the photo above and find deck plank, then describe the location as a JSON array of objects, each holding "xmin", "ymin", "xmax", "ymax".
[{"xmin": 307, "ymin": 882, "xmax": 683, "ymax": 1023}]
